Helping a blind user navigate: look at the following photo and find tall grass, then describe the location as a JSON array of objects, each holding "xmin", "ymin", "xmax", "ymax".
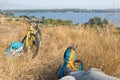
[{"xmin": 0, "ymin": 19, "xmax": 120, "ymax": 80}]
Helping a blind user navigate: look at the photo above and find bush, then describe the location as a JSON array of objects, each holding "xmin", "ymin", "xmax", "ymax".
[
  {"xmin": 89, "ymin": 17, "xmax": 103, "ymax": 27},
  {"xmin": 83, "ymin": 17, "xmax": 109, "ymax": 27},
  {"xmin": 40, "ymin": 16, "xmax": 73, "ymax": 26}
]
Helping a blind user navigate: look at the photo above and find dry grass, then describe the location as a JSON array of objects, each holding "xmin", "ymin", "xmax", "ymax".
[{"xmin": 0, "ymin": 17, "xmax": 120, "ymax": 80}]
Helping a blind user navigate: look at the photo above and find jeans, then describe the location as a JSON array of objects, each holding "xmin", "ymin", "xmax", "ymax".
[{"xmin": 60, "ymin": 68, "xmax": 120, "ymax": 80}]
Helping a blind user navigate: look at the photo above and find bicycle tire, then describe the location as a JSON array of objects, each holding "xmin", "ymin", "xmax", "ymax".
[
  {"xmin": 35, "ymin": 28, "xmax": 42, "ymax": 47},
  {"xmin": 22, "ymin": 33, "xmax": 39, "ymax": 58}
]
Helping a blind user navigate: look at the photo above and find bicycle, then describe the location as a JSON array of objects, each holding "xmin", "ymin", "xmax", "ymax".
[{"xmin": 22, "ymin": 16, "xmax": 42, "ymax": 58}]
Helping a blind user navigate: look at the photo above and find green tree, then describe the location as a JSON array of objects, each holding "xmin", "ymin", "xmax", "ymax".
[
  {"xmin": 41, "ymin": 16, "xmax": 46, "ymax": 22},
  {"xmin": 89, "ymin": 18, "xmax": 94, "ymax": 26},
  {"xmin": 88, "ymin": 17, "xmax": 103, "ymax": 27},
  {"xmin": 103, "ymin": 19, "xmax": 109, "ymax": 25}
]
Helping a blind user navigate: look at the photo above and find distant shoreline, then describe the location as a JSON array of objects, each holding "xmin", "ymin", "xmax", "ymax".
[{"xmin": 0, "ymin": 9, "xmax": 120, "ymax": 13}]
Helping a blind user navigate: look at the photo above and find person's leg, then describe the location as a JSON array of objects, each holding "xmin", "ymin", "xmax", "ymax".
[
  {"xmin": 82, "ymin": 68, "xmax": 119, "ymax": 80},
  {"xmin": 57, "ymin": 47, "xmax": 76, "ymax": 79},
  {"xmin": 59, "ymin": 76, "xmax": 76, "ymax": 80},
  {"xmin": 69, "ymin": 68, "xmax": 120, "ymax": 80},
  {"xmin": 63, "ymin": 68, "xmax": 74, "ymax": 76}
]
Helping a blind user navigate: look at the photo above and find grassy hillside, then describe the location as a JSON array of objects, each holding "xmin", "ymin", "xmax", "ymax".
[{"xmin": 0, "ymin": 16, "xmax": 120, "ymax": 80}]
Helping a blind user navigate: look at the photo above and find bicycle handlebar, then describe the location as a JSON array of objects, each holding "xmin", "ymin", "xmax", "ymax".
[{"xmin": 24, "ymin": 15, "xmax": 43, "ymax": 24}]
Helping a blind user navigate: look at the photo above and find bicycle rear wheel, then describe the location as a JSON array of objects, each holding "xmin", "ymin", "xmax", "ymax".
[{"xmin": 35, "ymin": 28, "xmax": 42, "ymax": 48}]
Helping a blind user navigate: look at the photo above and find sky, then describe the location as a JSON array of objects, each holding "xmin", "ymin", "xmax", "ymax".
[{"xmin": 0, "ymin": 0, "xmax": 120, "ymax": 9}]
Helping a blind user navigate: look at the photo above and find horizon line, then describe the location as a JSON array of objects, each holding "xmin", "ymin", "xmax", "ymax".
[{"xmin": 1, "ymin": 8, "xmax": 120, "ymax": 10}]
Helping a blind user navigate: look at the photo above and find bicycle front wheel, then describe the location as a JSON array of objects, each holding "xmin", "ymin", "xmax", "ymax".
[{"xmin": 22, "ymin": 33, "xmax": 39, "ymax": 58}]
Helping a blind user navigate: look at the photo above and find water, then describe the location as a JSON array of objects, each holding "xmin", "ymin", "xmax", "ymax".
[{"xmin": 14, "ymin": 12, "xmax": 120, "ymax": 25}]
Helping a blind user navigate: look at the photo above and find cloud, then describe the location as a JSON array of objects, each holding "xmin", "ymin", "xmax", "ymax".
[
  {"xmin": 0, "ymin": 0, "xmax": 8, "ymax": 9},
  {"xmin": 0, "ymin": 0, "xmax": 7, "ymax": 4}
]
